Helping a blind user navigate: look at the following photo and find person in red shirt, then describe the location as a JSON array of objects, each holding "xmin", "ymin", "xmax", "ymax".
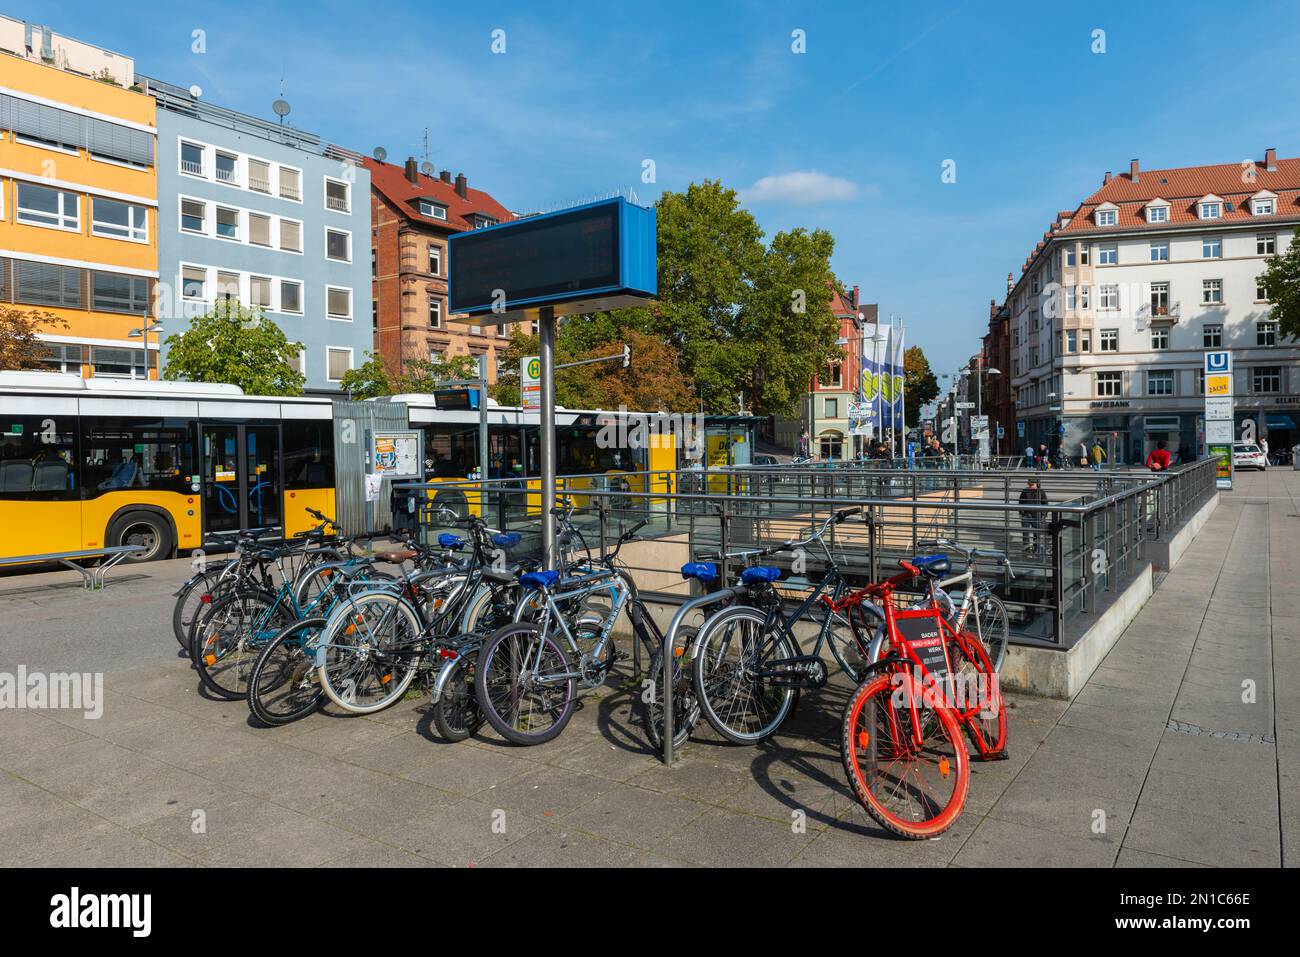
[{"xmin": 1146, "ymin": 440, "xmax": 1172, "ymax": 472}]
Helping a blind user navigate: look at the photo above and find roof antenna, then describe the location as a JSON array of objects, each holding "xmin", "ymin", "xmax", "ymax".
[{"xmin": 271, "ymin": 77, "xmax": 290, "ymax": 127}]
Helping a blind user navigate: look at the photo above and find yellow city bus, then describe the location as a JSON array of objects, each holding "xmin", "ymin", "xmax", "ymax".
[{"xmin": 0, "ymin": 373, "xmax": 681, "ymax": 563}]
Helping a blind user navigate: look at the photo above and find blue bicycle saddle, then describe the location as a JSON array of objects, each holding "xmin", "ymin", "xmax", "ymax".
[
  {"xmin": 740, "ymin": 565, "xmax": 782, "ymax": 585},
  {"xmin": 438, "ymin": 533, "xmax": 467, "ymax": 549},
  {"xmin": 680, "ymin": 561, "xmax": 719, "ymax": 583},
  {"xmin": 908, "ymin": 554, "xmax": 951, "ymax": 576},
  {"xmin": 520, "ymin": 570, "xmax": 560, "ymax": 590},
  {"xmin": 492, "ymin": 532, "xmax": 522, "ymax": 548}
]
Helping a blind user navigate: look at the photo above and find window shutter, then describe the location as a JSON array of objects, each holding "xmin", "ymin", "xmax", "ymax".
[
  {"xmin": 15, "ymin": 260, "xmax": 82, "ymax": 308},
  {"xmin": 84, "ymin": 117, "xmax": 152, "ymax": 166}
]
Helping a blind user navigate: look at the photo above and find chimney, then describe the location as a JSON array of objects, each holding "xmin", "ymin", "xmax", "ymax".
[
  {"xmin": 439, "ymin": 169, "xmax": 452, "ymax": 184},
  {"xmin": 1265, "ymin": 147, "xmax": 1277, "ymax": 172},
  {"xmin": 1006, "ymin": 272, "xmax": 1014, "ymax": 294},
  {"xmin": 404, "ymin": 157, "xmax": 419, "ymax": 185},
  {"xmin": 1129, "ymin": 158, "xmax": 1140, "ymax": 183},
  {"xmin": 1103, "ymin": 170, "xmax": 1112, "ymax": 185},
  {"xmin": 454, "ymin": 172, "xmax": 468, "ymax": 199}
]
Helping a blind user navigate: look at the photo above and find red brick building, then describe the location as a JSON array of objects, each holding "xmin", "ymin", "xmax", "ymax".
[{"xmin": 364, "ymin": 157, "xmax": 514, "ymax": 382}]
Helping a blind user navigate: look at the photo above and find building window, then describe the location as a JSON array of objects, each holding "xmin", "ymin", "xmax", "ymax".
[
  {"xmin": 1096, "ymin": 371, "xmax": 1122, "ymax": 397},
  {"xmin": 40, "ymin": 343, "xmax": 83, "ymax": 374},
  {"xmin": 180, "ymin": 199, "xmax": 205, "ymax": 233},
  {"xmin": 249, "ymin": 275, "xmax": 272, "ymax": 309},
  {"xmin": 372, "ymin": 299, "xmax": 378, "ymax": 329},
  {"xmin": 1253, "ymin": 198, "xmax": 1276, "ymax": 216},
  {"xmin": 428, "ymin": 245, "xmax": 442, "ymax": 276},
  {"xmin": 1257, "ymin": 280, "xmax": 1269, "ymax": 302},
  {"xmin": 324, "ymin": 177, "xmax": 351, "ymax": 213},
  {"xmin": 1147, "ymin": 205, "xmax": 1168, "ymax": 223},
  {"xmin": 1147, "ymin": 370, "xmax": 1174, "ymax": 396},
  {"xmin": 429, "ymin": 297, "xmax": 442, "ymax": 328},
  {"xmin": 1031, "ymin": 274, "xmax": 1040, "ymax": 295},
  {"xmin": 180, "ymin": 266, "xmax": 206, "ymax": 300},
  {"xmin": 1257, "ymin": 233, "xmax": 1276, "ymax": 255},
  {"xmin": 326, "ymin": 348, "xmax": 353, "ymax": 382},
  {"xmin": 1202, "ymin": 279, "xmax": 1223, "ymax": 304},
  {"xmin": 1064, "ymin": 286, "xmax": 1076, "ymax": 311},
  {"xmin": 249, "ymin": 213, "xmax": 272, "ymax": 247},
  {"xmin": 1098, "ymin": 243, "xmax": 1118, "ymax": 265},
  {"xmin": 1257, "ymin": 322, "xmax": 1278, "ymax": 346},
  {"xmin": 1066, "ymin": 330, "xmax": 1078, "ymax": 353},
  {"xmin": 1065, "ymin": 246, "xmax": 1076, "ymax": 267},
  {"xmin": 326, "ymin": 286, "xmax": 352, "ymax": 320},
  {"xmin": 215, "ymin": 206, "xmax": 239, "ymax": 240},
  {"xmin": 326, "ymin": 229, "xmax": 351, "ymax": 262},
  {"xmin": 248, "ymin": 158, "xmax": 271, "ymax": 193},
  {"xmin": 1202, "ymin": 236, "xmax": 1222, "ymax": 258},
  {"xmin": 1096, "ymin": 209, "xmax": 1116, "ymax": 226},
  {"xmin": 418, "ymin": 200, "xmax": 447, "ymax": 220},
  {"xmin": 1099, "ymin": 285, "xmax": 1119, "ymax": 310},
  {"xmin": 1203, "ymin": 324, "xmax": 1222, "ymax": 348},
  {"xmin": 16, "ymin": 183, "xmax": 79, "ymax": 231},
  {"xmin": 1099, "ymin": 328, "xmax": 1118, "ymax": 352},
  {"xmin": 279, "ymin": 167, "xmax": 302, "ymax": 202},
  {"xmin": 87, "ymin": 197, "xmax": 148, "ymax": 243},
  {"xmin": 91, "ymin": 346, "xmax": 146, "ymax": 379},
  {"xmin": 1079, "ymin": 245, "xmax": 1090, "ymax": 265},
  {"xmin": 824, "ymin": 397, "xmax": 839, "ymax": 418},
  {"xmin": 1252, "ymin": 367, "xmax": 1281, "ymax": 394},
  {"xmin": 1030, "ymin": 309, "xmax": 1039, "ymax": 331},
  {"xmin": 280, "ymin": 281, "xmax": 302, "ymax": 314},
  {"xmin": 215, "ymin": 271, "xmax": 240, "ymax": 302},
  {"xmin": 214, "ymin": 151, "xmax": 239, "ymax": 185},
  {"xmin": 1150, "ymin": 282, "xmax": 1170, "ymax": 316},
  {"xmin": 1080, "ymin": 330, "xmax": 1091, "ymax": 352},
  {"xmin": 1079, "ymin": 285, "xmax": 1090, "ymax": 310},
  {"xmin": 1152, "ymin": 327, "xmax": 1169, "ymax": 350},
  {"xmin": 280, "ymin": 219, "xmax": 302, "ymax": 253},
  {"xmin": 1199, "ymin": 201, "xmax": 1221, "ymax": 219},
  {"xmin": 91, "ymin": 272, "xmax": 150, "ymax": 314},
  {"xmin": 1150, "ymin": 240, "xmax": 1169, "ymax": 262},
  {"xmin": 179, "ymin": 141, "xmax": 204, "ymax": 176}
]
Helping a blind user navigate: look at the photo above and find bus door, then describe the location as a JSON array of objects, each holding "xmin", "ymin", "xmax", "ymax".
[{"xmin": 201, "ymin": 424, "xmax": 282, "ymax": 537}]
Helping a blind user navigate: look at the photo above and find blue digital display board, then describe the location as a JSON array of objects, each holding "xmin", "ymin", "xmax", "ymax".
[{"xmin": 448, "ymin": 197, "xmax": 656, "ymax": 321}]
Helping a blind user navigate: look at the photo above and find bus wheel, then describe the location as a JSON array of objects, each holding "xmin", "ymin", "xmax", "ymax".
[{"xmin": 107, "ymin": 512, "xmax": 174, "ymax": 563}]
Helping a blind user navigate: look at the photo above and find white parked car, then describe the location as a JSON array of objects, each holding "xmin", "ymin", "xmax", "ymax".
[{"xmin": 1232, "ymin": 443, "xmax": 1267, "ymax": 470}]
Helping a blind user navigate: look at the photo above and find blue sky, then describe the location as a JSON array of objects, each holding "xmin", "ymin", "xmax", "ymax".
[{"xmin": 18, "ymin": 0, "xmax": 1300, "ymax": 377}]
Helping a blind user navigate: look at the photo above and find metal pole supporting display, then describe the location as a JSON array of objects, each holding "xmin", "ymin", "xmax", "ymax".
[{"xmin": 538, "ymin": 305, "xmax": 558, "ymax": 567}]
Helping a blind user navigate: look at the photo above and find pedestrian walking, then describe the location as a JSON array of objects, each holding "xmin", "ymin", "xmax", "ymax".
[
  {"xmin": 1024, "ymin": 443, "xmax": 1035, "ymax": 468},
  {"xmin": 1018, "ymin": 477, "xmax": 1048, "ymax": 558},
  {"xmin": 1146, "ymin": 440, "xmax": 1171, "ymax": 473},
  {"xmin": 1090, "ymin": 439, "xmax": 1106, "ymax": 472}
]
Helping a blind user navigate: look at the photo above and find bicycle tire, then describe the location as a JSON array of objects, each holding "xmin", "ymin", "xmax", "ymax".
[
  {"xmin": 973, "ymin": 593, "xmax": 1009, "ymax": 673},
  {"xmin": 474, "ymin": 622, "xmax": 576, "ymax": 746},
  {"xmin": 641, "ymin": 627, "xmax": 699, "ymax": 752},
  {"xmin": 247, "ymin": 617, "xmax": 327, "ymax": 726},
  {"xmin": 840, "ymin": 671, "xmax": 969, "ymax": 840},
  {"xmin": 316, "ymin": 591, "xmax": 423, "ymax": 714},
  {"xmin": 691, "ymin": 605, "xmax": 799, "ymax": 745},
  {"xmin": 171, "ymin": 561, "xmax": 232, "ymax": 649},
  {"xmin": 432, "ymin": 651, "xmax": 483, "ymax": 742},
  {"xmin": 193, "ymin": 589, "xmax": 292, "ymax": 701},
  {"xmin": 947, "ymin": 630, "xmax": 1007, "ymax": 756}
]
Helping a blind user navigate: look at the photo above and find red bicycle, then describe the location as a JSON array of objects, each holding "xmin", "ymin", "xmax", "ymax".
[{"xmin": 832, "ymin": 557, "xmax": 1007, "ymax": 839}]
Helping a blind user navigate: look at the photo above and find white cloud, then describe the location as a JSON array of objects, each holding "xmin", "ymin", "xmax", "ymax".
[{"xmin": 742, "ymin": 171, "xmax": 866, "ymax": 206}]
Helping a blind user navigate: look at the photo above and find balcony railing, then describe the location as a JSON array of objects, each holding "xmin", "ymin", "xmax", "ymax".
[
  {"xmin": 249, "ymin": 174, "xmax": 271, "ymax": 193},
  {"xmin": 1139, "ymin": 301, "xmax": 1181, "ymax": 321},
  {"xmin": 215, "ymin": 166, "xmax": 238, "ymax": 184},
  {"xmin": 180, "ymin": 160, "xmax": 203, "ymax": 176},
  {"xmin": 326, "ymin": 195, "xmax": 350, "ymax": 212},
  {"xmin": 279, "ymin": 184, "xmax": 301, "ymax": 201}
]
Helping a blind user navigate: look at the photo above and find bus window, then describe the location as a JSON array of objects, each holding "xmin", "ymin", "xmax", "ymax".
[
  {"xmin": 0, "ymin": 416, "xmax": 78, "ymax": 500},
  {"xmin": 80, "ymin": 418, "xmax": 195, "ymax": 496},
  {"xmin": 423, "ymin": 425, "xmax": 479, "ymax": 478},
  {"xmin": 283, "ymin": 420, "xmax": 334, "ymax": 489}
]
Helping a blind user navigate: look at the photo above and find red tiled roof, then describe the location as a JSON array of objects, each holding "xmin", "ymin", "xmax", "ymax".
[{"xmin": 362, "ymin": 157, "xmax": 513, "ymax": 232}]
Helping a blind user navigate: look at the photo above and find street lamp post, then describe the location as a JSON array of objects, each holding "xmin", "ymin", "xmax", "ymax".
[{"xmin": 127, "ymin": 318, "xmax": 165, "ymax": 380}]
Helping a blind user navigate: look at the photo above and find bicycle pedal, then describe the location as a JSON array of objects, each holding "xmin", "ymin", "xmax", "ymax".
[
  {"xmin": 612, "ymin": 650, "xmax": 630, "ymax": 662},
  {"xmin": 977, "ymin": 748, "xmax": 1011, "ymax": 762}
]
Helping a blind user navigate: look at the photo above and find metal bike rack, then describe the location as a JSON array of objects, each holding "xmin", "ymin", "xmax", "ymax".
[{"xmin": 659, "ymin": 584, "xmax": 743, "ymax": 766}]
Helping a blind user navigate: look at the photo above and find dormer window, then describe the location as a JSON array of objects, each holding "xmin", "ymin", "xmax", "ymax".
[
  {"xmin": 471, "ymin": 214, "xmax": 498, "ymax": 229},
  {"xmin": 1253, "ymin": 197, "xmax": 1275, "ymax": 216},
  {"xmin": 1145, "ymin": 199, "xmax": 1170, "ymax": 224},
  {"xmin": 1199, "ymin": 198, "xmax": 1222, "ymax": 219},
  {"xmin": 1095, "ymin": 207, "xmax": 1117, "ymax": 227},
  {"xmin": 418, "ymin": 200, "xmax": 448, "ymax": 221}
]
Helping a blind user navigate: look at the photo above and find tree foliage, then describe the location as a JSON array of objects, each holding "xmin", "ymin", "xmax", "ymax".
[
  {"xmin": 339, "ymin": 350, "xmax": 483, "ymax": 400},
  {"xmin": 0, "ymin": 305, "xmax": 67, "ymax": 370},
  {"xmin": 903, "ymin": 346, "xmax": 940, "ymax": 426},
  {"xmin": 161, "ymin": 301, "xmax": 306, "ymax": 396},
  {"xmin": 1259, "ymin": 227, "xmax": 1300, "ymax": 342}
]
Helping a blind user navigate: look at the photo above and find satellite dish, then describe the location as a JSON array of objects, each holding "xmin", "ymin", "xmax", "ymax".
[
  {"xmin": 373, "ymin": 147, "xmax": 388, "ymax": 162},
  {"xmin": 420, "ymin": 161, "xmax": 434, "ymax": 176},
  {"xmin": 188, "ymin": 84, "xmax": 202, "ymax": 99},
  {"xmin": 272, "ymin": 99, "xmax": 291, "ymax": 118}
]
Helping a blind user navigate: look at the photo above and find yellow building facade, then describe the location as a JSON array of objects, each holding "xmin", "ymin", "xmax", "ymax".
[{"xmin": 0, "ymin": 21, "xmax": 158, "ymax": 378}]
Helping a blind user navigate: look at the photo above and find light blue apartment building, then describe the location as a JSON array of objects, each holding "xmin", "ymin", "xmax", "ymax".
[{"xmin": 145, "ymin": 76, "xmax": 371, "ymax": 392}]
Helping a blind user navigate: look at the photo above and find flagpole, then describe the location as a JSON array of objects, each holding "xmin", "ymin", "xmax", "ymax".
[{"xmin": 897, "ymin": 317, "xmax": 906, "ymax": 459}]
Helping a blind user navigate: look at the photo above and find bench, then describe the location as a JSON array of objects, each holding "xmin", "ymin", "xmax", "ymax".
[{"xmin": 0, "ymin": 545, "xmax": 148, "ymax": 590}]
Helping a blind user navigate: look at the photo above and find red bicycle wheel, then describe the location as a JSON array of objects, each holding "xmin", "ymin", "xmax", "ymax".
[
  {"xmin": 840, "ymin": 671, "xmax": 969, "ymax": 840},
  {"xmin": 947, "ymin": 630, "xmax": 1007, "ymax": 756}
]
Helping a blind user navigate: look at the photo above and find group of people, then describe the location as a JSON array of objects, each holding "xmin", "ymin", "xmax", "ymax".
[{"xmin": 1022, "ymin": 438, "xmax": 1187, "ymax": 473}]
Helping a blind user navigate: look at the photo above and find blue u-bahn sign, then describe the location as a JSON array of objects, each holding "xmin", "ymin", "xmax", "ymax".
[{"xmin": 448, "ymin": 197, "xmax": 657, "ymax": 323}]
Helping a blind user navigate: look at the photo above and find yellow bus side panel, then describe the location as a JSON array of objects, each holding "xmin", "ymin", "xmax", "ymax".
[
  {"xmin": 283, "ymin": 488, "xmax": 337, "ymax": 540},
  {"xmin": 0, "ymin": 500, "xmax": 83, "ymax": 557},
  {"xmin": 80, "ymin": 491, "xmax": 202, "ymax": 551}
]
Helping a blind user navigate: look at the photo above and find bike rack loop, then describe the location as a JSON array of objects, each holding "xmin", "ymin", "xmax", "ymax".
[{"xmin": 659, "ymin": 584, "xmax": 744, "ymax": 766}]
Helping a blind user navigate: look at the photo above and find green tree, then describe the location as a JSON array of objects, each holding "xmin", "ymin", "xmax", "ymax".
[
  {"xmin": 341, "ymin": 350, "xmax": 484, "ymax": 400},
  {"xmin": 903, "ymin": 346, "xmax": 940, "ymax": 426},
  {"xmin": 1259, "ymin": 227, "xmax": 1300, "ymax": 342},
  {"xmin": 0, "ymin": 305, "xmax": 67, "ymax": 370},
  {"xmin": 162, "ymin": 301, "xmax": 306, "ymax": 395},
  {"xmin": 338, "ymin": 351, "xmax": 393, "ymax": 400}
]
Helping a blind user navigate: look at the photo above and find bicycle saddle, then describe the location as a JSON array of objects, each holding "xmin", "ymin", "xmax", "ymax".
[
  {"xmin": 681, "ymin": 561, "xmax": 719, "ymax": 583},
  {"xmin": 492, "ymin": 532, "xmax": 522, "ymax": 548},
  {"xmin": 908, "ymin": 554, "xmax": 951, "ymax": 576},
  {"xmin": 740, "ymin": 566, "xmax": 782, "ymax": 585},
  {"xmin": 375, "ymin": 549, "xmax": 418, "ymax": 563},
  {"xmin": 438, "ymin": 533, "xmax": 467, "ymax": 549},
  {"xmin": 520, "ymin": 570, "xmax": 560, "ymax": 590}
]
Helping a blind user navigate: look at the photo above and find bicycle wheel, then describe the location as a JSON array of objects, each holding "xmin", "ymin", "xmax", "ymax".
[
  {"xmin": 973, "ymin": 592, "xmax": 1009, "ymax": 673},
  {"xmin": 171, "ymin": 562, "xmax": 232, "ymax": 649},
  {"xmin": 474, "ymin": 622, "xmax": 576, "ymax": 745},
  {"xmin": 642, "ymin": 627, "xmax": 699, "ymax": 752},
  {"xmin": 840, "ymin": 671, "xmax": 969, "ymax": 840},
  {"xmin": 193, "ymin": 589, "xmax": 292, "ymax": 701},
  {"xmin": 317, "ymin": 592, "xmax": 423, "ymax": 714},
  {"xmin": 947, "ymin": 630, "xmax": 1007, "ymax": 756},
  {"xmin": 247, "ymin": 617, "xmax": 327, "ymax": 726},
  {"xmin": 432, "ymin": 649, "xmax": 483, "ymax": 742},
  {"xmin": 691, "ymin": 605, "xmax": 798, "ymax": 744}
]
